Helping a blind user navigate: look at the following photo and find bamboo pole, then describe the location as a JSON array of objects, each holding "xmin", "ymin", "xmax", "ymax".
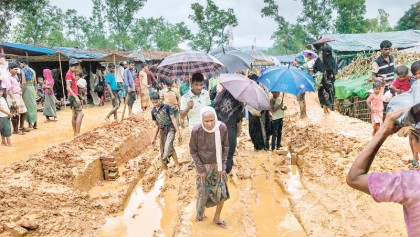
[{"xmin": 58, "ymin": 53, "xmax": 66, "ymax": 109}]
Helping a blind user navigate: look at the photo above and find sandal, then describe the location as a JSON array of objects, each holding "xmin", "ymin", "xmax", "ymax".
[
  {"xmin": 412, "ymin": 160, "xmax": 419, "ymax": 168},
  {"xmin": 17, "ymin": 129, "xmax": 25, "ymax": 135},
  {"xmin": 44, "ymin": 119, "xmax": 50, "ymax": 123},
  {"xmin": 215, "ymin": 221, "xmax": 227, "ymax": 228},
  {"xmin": 188, "ymin": 162, "xmax": 195, "ymax": 170},
  {"xmin": 53, "ymin": 118, "xmax": 58, "ymax": 122},
  {"xmin": 23, "ymin": 127, "xmax": 31, "ymax": 132}
]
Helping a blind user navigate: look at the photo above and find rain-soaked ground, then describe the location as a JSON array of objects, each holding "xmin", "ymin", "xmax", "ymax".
[{"xmin": 0, "ymin": 93, "xmax": 412, "ymax": 236}]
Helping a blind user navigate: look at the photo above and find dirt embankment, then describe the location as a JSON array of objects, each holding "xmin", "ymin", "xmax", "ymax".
[{"xmin": 0, "ymin": 115, "xmax": 155, "ymax": 237}]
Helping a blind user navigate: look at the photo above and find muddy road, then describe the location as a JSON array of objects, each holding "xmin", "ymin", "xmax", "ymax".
[{"xmin": 0, "ymin": 93, "xmax": 411, "ymax": 236}]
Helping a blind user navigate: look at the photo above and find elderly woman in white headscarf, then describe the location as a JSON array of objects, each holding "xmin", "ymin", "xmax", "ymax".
[{"xmin": 189, "ymin": 106, "xmax": 230, "ymax": 228}]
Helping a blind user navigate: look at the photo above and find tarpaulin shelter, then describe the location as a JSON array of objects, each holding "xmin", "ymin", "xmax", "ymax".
[
  {"xmin": 318, "ymin": 30, "xmax": 420, "ymax": 53},
  {"xmin": 277, "ymin": 55, "xmax": 296, "ymax": 64}
]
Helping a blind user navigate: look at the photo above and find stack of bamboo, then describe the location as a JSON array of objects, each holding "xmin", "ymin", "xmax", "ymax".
[{"xmin": 337, "ymin": 49, "xmax": 420, "ymax": 80}]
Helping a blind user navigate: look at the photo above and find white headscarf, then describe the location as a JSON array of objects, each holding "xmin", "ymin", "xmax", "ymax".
[{"xmin": 200, "ymin": 106, "xmax": 223, "ymax": 172}]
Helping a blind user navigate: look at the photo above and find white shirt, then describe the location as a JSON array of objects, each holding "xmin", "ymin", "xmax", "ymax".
[
  {"xmin": 115, "ymin": 65, "xmax": 124, "ymax": 83},
  {"xmin": 77, "ymin": 78, "xmax": 87, "ymax": 88},
  {"xmin": 0, "ymin": 97, "xmax": 10, "ymax": 117},
  {"xmin": 180, "ymin": 89, "xmax": 211, "ymax": 130}
]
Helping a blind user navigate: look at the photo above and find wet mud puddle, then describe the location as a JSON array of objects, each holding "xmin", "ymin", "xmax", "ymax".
[{"xmin": 99, "ymin": 173, "xmax": 166, "ymax": 237}]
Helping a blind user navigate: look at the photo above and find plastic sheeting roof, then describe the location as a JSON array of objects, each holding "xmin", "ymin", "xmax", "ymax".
[
  {"xmin": 0, "ymin": 42, "xmax": 57, "ymax": 56},
  {"xmin": 53, "ymin": 47, "xmax": 107, "ymax": 59},
  {"xmin": 323, "ymin": 30, "xmax": 420, "ymax": 52},
  {"xmin": 277, "ymin": 55, "xmax": 296, "ymax": 63}
]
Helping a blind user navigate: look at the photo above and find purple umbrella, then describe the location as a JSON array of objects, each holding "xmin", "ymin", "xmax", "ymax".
[
  {"xmin": 301, "ymin": 50, "xmax": 318, "ymax": 59},
  {"xmin": 220, "ymin": 74, "xmax": 270, "ymax": 110}
]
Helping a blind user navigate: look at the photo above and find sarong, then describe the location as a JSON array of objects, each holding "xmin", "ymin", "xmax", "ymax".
[
  {"xmin": 22, "ymin": 83, "xmax": 38, "ymax": 123},
  {"xmin": 7, "ymin": 94, "xmax": 27, "ymax": 114},
  {"xmin": 196, "ymin": 164, "xmax": 230, "ymax": 219},
  {"xmin": 159, "ymin": 126, "xmax": 175, "ymax": 164},
  {"xmin": 0, "ymin": 117, "xmax": 11, "ymax": 137},
  {"xmin": 371, "ymin": 110, "xmax": 383, "ymax": 129},
  {"xmin": 43, "ymin": 93, "xmax": 57, "ymax": 118},
  {"xmin": 140, "ymin": 85, "xmax": 150, "ymax": 108}
]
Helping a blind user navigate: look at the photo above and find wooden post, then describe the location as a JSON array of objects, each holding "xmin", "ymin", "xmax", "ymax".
[{"xmin": 58, "ymin": 53, "xmax": 66, "ymax": 109}]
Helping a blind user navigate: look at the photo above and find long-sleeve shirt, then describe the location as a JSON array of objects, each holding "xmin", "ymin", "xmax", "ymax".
[
  {"xmin": 123, "ymin": 68, "xmax": 135, "ymax": 91},
  {"xmin": 189, "ymin": 123, "xmax": 229, "ymax": 174}
]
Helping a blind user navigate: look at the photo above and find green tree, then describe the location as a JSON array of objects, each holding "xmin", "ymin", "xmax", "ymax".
[
  {"xmin": 13, "ymin": 0, "xmax": 65, "ymax": 45},
  {"xmin": 297, "ymin": 0, "xmax": 333, "ymax": 39},
  {"xmin": 155, "ymin": 21, "xmax": 192, "ymax": 51},
  {"xmin": 132, "ymin": 18, "xmax": 161, "ymax": 50},
  {"xmin": 395, "ymin": 2, "xmax": 420, "ymax": 30},
  {"xmin": 365, "ymin": 9, "xmax": 393, "ymax": 32},
  {"xmin": 0, "ymin": 0, "xmax": 41, "ymax": 39},
  {"xmin": 132, "ymin": 17, "xmax": 192, "ymax": 52},
  {"xmin": 103, "ymin": 0, "xmax": 146, "ymax": 50},
  {"xmin": 261, "ymin": 0, "xmax": 310, "ymax": 54},
  {"xmin": 188, "ymin": 0, "xmax": 238, "ymax": 52},
  {"xmin": 83, "ymin": 0, "xmax": 114, "ymax": 49},
  {"xmin": 332, "ymin": 0, "xmax": 369, "ymax": 33}
]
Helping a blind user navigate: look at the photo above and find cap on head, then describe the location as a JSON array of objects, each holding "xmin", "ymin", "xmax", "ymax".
[
  {"xmin": 69, "ymin": 58, "xmax": 79, "ymax": 66},
  {"xmin": 380, "ymin": 40, "xmax": 392, "ymax": 49},
  {"xmin": 108, "ymin": 63, "xmax": 115, "ymax": 68}
]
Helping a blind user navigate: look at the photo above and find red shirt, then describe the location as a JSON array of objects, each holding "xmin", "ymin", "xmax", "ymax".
[
  {"xmin": 392, "ymin": 76, "xmax": 412, "ymax": 93},
  {"xmin": 66, "ymin": 71, "xmax": 78, "ymax": 96}
]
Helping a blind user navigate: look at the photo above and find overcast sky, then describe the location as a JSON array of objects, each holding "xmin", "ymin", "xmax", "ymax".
[{"xmin": 50, "ymin": 0, "xmax": 418, "ymax": 49}]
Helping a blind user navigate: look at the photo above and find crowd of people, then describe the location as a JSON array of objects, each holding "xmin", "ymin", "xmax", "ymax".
[{"xmin": 1, "ymin": 39, "xmax": 420, "ymax": 233}]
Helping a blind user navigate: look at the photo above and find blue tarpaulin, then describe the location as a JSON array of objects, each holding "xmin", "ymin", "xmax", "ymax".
[{"xmin": 0, "ymin": 42, "xmax": 57, "ymax": 56}]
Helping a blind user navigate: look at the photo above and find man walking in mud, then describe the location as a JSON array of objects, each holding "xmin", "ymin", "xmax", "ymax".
[
  {"xmin": 150, "ymin": 93, "xmax": 182, "ymax": 172},
  {"xmin": 124, "ymin": 62, "xmax": 136, "ymax": 116},
  {"xmin": 105, "ymin": 63, "xmax": 120, "ymax": 121},
  {"xmin": 180, "ymin": 73, "xmax": 211, "ymax": 170},
  {"xmin": 66, "ymin": 59, "xmax": 84, "ymax": 136}
]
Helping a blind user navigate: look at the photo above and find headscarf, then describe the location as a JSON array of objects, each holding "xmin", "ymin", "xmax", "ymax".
[
  {"xmin": 43, "ymin": 69, "xmax": 54, "ymax": 94},
  {"xmin": 294, "ymin": 53, "xmax": 306, "ymax": 66},
  {"xmin": 214, "ymin": 89, "xmax": 243, "ymax": 123},
  {"xmin": 322, "ymin": 45, "xmax": 337, "ymax": 74},
  {"xmin": 43, "ymin": 69, "xmax": 54, "ymax": 85},
  {"xmin": 200, "ymin": 106, "xmax": 223, "ymax": 172}
]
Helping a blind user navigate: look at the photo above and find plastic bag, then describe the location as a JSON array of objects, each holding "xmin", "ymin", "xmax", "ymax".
[{"xmin": 387, "ymin": 80, "xmax": 420, "ymax": 127}]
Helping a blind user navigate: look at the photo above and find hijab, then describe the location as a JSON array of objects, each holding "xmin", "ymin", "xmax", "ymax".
[
  {"xmin": 43, "ymin": 69, "xmax": 54, "ymax": 85},
  {"xmin": 200, "ymin": 106, "xmax": 223, "ymax": 172},
  {"xmin": 321, "ymin": 45, "xmax": 337, "ymax": 74}
]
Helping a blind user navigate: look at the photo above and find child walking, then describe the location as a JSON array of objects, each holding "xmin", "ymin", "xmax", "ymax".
[
  {"xmin": 366, "ymin": 81, "xmax": 385, "ymax": 136},
  {"xmin": 150, "ymin": 93, "xmax": 182, "ymax": 172},
  {"xmin": 409, "ymin": 61, "xmax": 420, "ymax": 168},
  {"xmin": 0, "ymin": 86, "xmax": 13, "ymax": 146},
  {"xmin": 271, "ymin": 92, "xmax": 287, "ymax": 150}
]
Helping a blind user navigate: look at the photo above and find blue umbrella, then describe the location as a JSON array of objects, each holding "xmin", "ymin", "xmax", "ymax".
[{"xmin": 257, "ymin": 66, "xmax": 315, "ymax": 96}]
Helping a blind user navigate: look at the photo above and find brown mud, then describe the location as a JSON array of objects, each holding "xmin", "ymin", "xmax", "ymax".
[{"xmin": 0, "ymin": 93, "xmax": 412, "ymax": 236}]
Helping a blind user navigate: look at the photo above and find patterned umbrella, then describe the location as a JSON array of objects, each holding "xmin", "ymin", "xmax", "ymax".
[{"xmin": 155, "ymin": 51, "xmax": 225, "ymax": 79}]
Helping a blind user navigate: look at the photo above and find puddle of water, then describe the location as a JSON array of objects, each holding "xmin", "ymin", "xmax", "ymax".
[{"xmin": 99, "ymin": 173, "xmax": 165, "ymax": 237}]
